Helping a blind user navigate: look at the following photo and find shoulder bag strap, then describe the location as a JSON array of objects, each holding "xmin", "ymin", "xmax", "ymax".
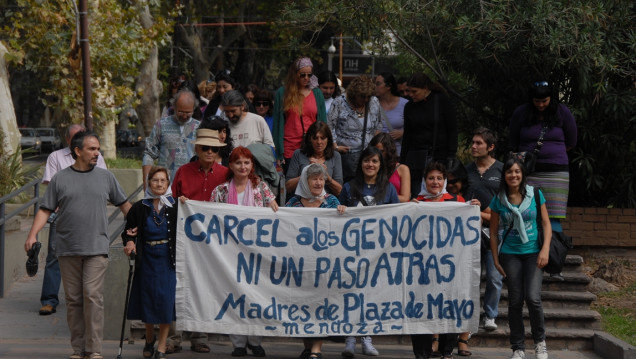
[
  {"xmin": 534, "ymin": 125, "xmax": 548, "ymax": 154},
  {"xmin": 534, "ymin": 187, "xmax": 542, "ymax": 230},
  {"xmin": 360, "ymin": 102, "xmax": 370, "ymax": 151},
  {"xmin": 498, "ymin": 219, "xmax": 515, "ymax": 255}
]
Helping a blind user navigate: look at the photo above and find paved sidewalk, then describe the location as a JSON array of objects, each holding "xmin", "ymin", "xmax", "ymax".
[{"xmin": 0, "ymin": 271, "xmax": 603, "ymax": 359}]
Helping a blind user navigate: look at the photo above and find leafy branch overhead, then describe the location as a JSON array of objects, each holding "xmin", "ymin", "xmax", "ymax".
[
  {"xmin": 281, "ymin": 0, "xmax": 636, "ymax": 208},
  {"xmin": 5, "ymin": 0, "xmax": 176, "ymax": 128}
]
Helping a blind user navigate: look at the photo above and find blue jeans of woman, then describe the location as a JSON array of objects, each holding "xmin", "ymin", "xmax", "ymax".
[{"xmin": 499, "ymin": 252, "xmax": 545, "ymax": 351}]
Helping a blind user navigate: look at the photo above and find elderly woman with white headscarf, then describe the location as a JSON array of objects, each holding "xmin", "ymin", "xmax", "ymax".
[
  {"xmin": 273, "ymin": 57, "xmax": 328, "ymax": 172},
  {"xmin": 122, "ymin": 166, "xmax": 177, "ymax": 359},
  {"xmin": 285, "ymin": 163, "xmax": 344, "ymax": 359},
  {"xmin": 286, "ymin": 163, "xmax": 346, "ymax": 212}
]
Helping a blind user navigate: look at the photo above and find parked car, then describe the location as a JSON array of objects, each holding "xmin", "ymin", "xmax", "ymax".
[
  {"xmin": 19, "ymin": 128, "xmax": 42, "ymax": 154},
  {"xmin": 116, "ymin": 129, "xmax": 143, "ymax": 147},
  {"xmin": 36, "ymin": 128, "xmax": 62, "ymax": 151}
]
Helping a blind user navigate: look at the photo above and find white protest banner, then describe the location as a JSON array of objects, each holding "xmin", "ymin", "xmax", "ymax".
[{"xmin": 175, "ymin": 200, "xmax": 481, "ymax": 337}]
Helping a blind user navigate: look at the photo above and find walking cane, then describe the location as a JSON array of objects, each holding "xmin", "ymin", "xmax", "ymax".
[{"xmin": 117, "ymin": 251, "xmax": 135, "ymax": 359}]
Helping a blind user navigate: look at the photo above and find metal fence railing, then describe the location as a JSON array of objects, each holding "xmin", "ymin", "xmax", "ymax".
[
  {"xmin": 0, "ymin": 177, "xmax": 41, "ymax": 298},
  {"xmin": 0, "ymin": 179, "xmax": 143, "ymax": 298}
]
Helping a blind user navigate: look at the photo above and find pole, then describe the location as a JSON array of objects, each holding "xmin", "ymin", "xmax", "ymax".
[
  {"xmin": 339, "ymin": 33, "xmax": 343, "ymax": 85},
  {"xmin": 79, "ymin": 0, "xmax": 93, "ymax": 130}
]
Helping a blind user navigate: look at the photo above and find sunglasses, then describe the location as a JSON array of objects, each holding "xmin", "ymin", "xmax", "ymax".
[
  {"xmin": 201, "ymin": 146, "xmax": 220, "ymax": 153},
  {"xmin": 447, "ymin": 178, "xmax": 460, "ymax": 185},
  {"xmin": 255, "ymin": 101, "xmax": 269, "ymax": 107},
  {"xmin": 299, "ymin": 73, "xmax": 312, "ymax": 78},
  {"xmin": 534, "ymin": 81, "xmax": 549, "ymax": 87}
]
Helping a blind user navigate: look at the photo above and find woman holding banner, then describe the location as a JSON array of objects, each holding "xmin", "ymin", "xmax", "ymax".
[
  {"xmin": 411, "ymin": 161, "xmax": 479, "ymax": 359},
  {"xmin": 338, "ymin": 146, "xmax": 398, "ymax": 357},
  {"xmin": 122, "ymin": 166, "xmax": 177, "ymax": 359},
  {"xmin": 210, "ymin": 146, "xmax": 278, "ymax": 357},
  {"xmin": 285, "ymin": 163, "xmax": 346, "ymax": 359}
]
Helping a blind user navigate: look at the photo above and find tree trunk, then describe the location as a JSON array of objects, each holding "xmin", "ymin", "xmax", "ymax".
[
  {"xmin": 0, "ymin": 42, "xmax": 21, "ymax": 156},
  {"xmin": 135, "ymin": 2, "xmax": 162, "ymax": 138}
]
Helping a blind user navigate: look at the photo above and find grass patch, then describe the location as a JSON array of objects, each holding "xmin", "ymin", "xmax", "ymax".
[
  {"xmin": 593, "ymin": 281, "xmax": 636, "ymax": 346},
  {"xmin": 106, "ymin": 157, "xmax": 142, "ymax": 169},
  {"xmin": 595, "ymin": 306, "xmax": 636, "ymax": 346}
]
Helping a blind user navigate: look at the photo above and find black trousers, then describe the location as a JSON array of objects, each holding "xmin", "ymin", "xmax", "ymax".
[{"xmin": 411, "ymin": 333, "xmax": 457, "ymax": 357}]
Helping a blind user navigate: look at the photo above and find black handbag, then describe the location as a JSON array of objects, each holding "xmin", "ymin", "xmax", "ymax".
[
  {"xmin": 508, "ymin": 125, "xmax": 548, "ymax": 174},
  {"xmin": 534, "ymin": 187, "xmax": 573, "ymax": 274}
]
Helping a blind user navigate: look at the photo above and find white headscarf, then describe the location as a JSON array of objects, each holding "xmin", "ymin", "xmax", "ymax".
[
  {"xmin": 295, "ymin": 164, "xmax": 327, "ymax": 203},
  {"xmin": 144, "ymin": 176, "xmax": 174, "ymax": 209},
  {"xmin": 418, "ymin": 178, "xmax": 448, "ymax": 200}
]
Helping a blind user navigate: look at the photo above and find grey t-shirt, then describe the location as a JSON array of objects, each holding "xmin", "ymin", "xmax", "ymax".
[
  {"xmin": 465, "ymin": 160, "xmax": 503, "ymax": 211},
  {"xmin": 41, "ymin": 166, "xmax": 127, "ymax": 256}
]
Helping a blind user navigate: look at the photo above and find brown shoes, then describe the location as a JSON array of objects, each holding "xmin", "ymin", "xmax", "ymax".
[{"xmin": 39, "ymin": 304, "xmax": 56, "ymax": 315}]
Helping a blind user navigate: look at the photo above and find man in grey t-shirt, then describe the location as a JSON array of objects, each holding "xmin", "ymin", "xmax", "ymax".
[
  {"xmin": 25, "ymin": 131, "xmax": 131, "ymax": 359},
  {"xmin": 464, "ymin": 127, "xmax": 503, "ymax": 332}
]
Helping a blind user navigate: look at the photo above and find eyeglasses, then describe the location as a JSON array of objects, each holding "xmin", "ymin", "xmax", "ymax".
[
  {"xmin": 176, "ymin": 110, "xmax": 193, "ymax": 116},
  {"xmin": 150, "ymin": 178, "xmax": 168, "ymax": 184},
  {"xmin": 534, "ymin": 81, "xmax": 549, "ymax": 87},
  {"xmin": 201, "ymin": 146, "xmax": 220, "ymax": 153},
  {"xmin": 255, "ymin": 101, "xmax": 269, "ymax": 107},
  {"xmin": 299, "ymin": 73, "xmax": 312, "ymax": 78}
]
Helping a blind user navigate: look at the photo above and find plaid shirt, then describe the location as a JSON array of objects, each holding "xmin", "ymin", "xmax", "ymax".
[{"xmin": 142, "ymin": 116, "xmax": 200, "ymax": 180}]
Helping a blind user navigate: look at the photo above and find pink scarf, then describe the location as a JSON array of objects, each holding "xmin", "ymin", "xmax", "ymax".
[{"xmin": 227, "ymin": 178, "xmax": 256, "ymax": 207}]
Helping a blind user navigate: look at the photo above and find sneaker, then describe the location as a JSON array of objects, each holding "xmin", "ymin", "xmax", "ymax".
[
  {"xmin": 69, "ymin": 351, "xmax": 83, "ymax": 359},
  {"xmin": 84, "ymin": 353, "xmax": 103, "ymax": 359},
  {"xmin": 510, "ymin": 349, "xmax": 525, "ymax": 359},
  {"xmin": 550, "ymin": 272, "xmax": 565, "ymax": 281},
  {"xmin": 361, "ymin": 336, "xmax": 379, "ymax": 356},
  {"xmin": 535, "ymin": 341, "xmax": 548, "ymax": 359},
  {"xmin": 342, "ymin": 336, "xmax": 356, "ymax": 357},
  {"xmin": 483, "ymin": 317, "xmax": 498, "ymax": 330}
]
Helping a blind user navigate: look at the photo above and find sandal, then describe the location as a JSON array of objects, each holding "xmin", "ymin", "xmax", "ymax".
[
  {"xmin": 299, "ymin": 348, "xmax": 311, "ymax": 359},
  {"xmin": 143, "ymin": 336, "xmax": 156, "ymax": 358},
  {"xmin": 191, "ymin": 343, "xmax": 211, "ymax": 353},
  {"xmin": 457, "ymin": 338, "xmax": 472, "ymax": 356},
  {"xmin": 309, "ymin": 353, "xmax": 322, "ymax": 359}
]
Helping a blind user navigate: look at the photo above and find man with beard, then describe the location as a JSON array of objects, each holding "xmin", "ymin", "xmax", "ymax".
[
  {"xmin": 221, "ymin": 90, "xmax": 274, "ymax": 148},
  {"xmin": 37, "ymin": 124, "xmax": 108, "ymax": 317},
  {"xmin": 25, "ymin": 131, "xmax": 131, "ymax": 359}
]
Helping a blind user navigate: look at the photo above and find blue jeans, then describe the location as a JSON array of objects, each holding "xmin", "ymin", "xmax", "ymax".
[
  {"xmin": 482, "ymin": 250, "xmax": 503, "ymax": 319},
  {"xmin": 40, "ymin": 221, "xmax": 61, "ymax": 308},
  {"xmin": 500, "ymin": 253, "xmax": 545, "ymax": 351}
]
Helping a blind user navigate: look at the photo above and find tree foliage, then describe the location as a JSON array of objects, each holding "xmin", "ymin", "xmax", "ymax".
[
  {"xmin": 3, "ymin": 0, "xmax": 175, "ymax": 132},
  {"xmin": 281, "ymin": 0, "xmax": 636, "ymax": 208}
]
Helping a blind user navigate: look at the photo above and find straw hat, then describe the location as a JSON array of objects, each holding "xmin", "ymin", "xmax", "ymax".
[{"xmin": 193, "ymin": 129, "xmax": 227, "ymax": 147}]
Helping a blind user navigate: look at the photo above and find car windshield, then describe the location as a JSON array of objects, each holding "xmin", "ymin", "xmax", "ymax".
[
  {"xmin": 20, "ymin": 129, "xmax": 36, "ymax": 136},
  {"xmin": 37, "ymin": 129, "xmax": 52, "ymax": 136}
]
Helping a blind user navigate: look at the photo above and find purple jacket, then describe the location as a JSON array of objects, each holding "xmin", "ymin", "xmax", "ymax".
[{"xmin": 509, "ymin": 103, "xmax": 577, "ymax": 166}]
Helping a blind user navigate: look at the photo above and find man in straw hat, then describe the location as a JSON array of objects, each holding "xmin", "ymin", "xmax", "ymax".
[{"xmin": 169, "ymin": 128, "xmax": 228, "ymax": 353}]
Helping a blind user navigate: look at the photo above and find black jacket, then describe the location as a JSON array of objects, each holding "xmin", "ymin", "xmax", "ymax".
[{"xmin": 122, "ymin": 199, "xmax": 178, "ymax": 269}]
